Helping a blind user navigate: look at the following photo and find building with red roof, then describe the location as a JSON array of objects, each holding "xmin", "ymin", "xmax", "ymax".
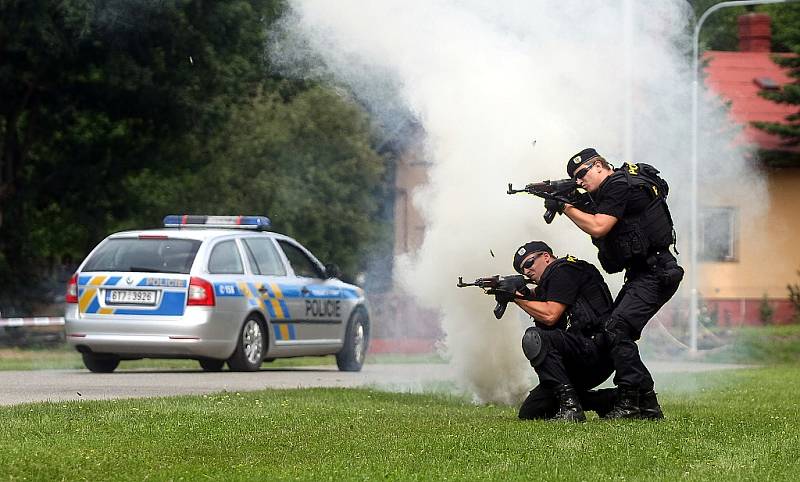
[{"xmin": 699, "ymin": 12, "xmax": 799, "ymax": 326}]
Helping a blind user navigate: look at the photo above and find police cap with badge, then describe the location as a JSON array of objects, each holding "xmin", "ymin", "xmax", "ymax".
[
  {"xmin": 513, "ymin": 241, "xmax": 553, "ymax": 274},
  {"xmin": 566, "ymin": 147, "xmax": 602, "ymax": 179}
]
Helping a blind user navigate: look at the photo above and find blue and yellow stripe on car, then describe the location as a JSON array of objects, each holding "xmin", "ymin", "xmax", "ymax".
[
  {"xmin": 78, "ymin": 276, "xmax": 120, "ymax": 315},
  {"xmin": 236, "ymin": 281, "xmax": 294, "ymax": 340},
  {"xmin": 274, "ymin": 322, "xmax": 296, "ymax": 341},
  {"xmin": 258, "ymin": 282, "xmax": 291, "ymax": 320},
  {"xmin": 76, "ymin": 275, "xmax": 186, "ymax": 316}
]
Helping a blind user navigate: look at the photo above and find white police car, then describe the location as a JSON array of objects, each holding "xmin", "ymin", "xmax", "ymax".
[{"xmin": 64, "ymin": 215, "xmax": 370, "ymax": 373}]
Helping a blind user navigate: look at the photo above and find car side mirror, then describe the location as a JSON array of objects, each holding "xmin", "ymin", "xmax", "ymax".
[{"xmin": 324, "ymin": 263, "xmax": 342, "ymax": 279}]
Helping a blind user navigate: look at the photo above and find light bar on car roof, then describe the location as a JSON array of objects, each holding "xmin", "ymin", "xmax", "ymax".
[{"xmin": 163, "ymin": 215, "xmax": 271, "ymax": 230}]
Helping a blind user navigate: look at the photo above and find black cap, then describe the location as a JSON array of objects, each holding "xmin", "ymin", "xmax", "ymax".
[
  {"xmin": 513, "ymin": 241, "xmax": 553, "ymax": 273},
  {"xmin": 567, "ymin": 148, "xmax": 602, "ymax": 178}
]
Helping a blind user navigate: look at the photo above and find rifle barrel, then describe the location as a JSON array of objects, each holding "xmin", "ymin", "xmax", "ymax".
[
  {"xmin": 507, "ymin": 184, "xmax": 532, "ymax": 195},
  {"xmin": 457, "ymin": 277, "xmax": 480, "ymax": 288}
]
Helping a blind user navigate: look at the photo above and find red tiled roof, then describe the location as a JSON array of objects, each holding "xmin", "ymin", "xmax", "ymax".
[{"xmin": 703, "ymin": 50, "xmax": 797, "ymax": 151}]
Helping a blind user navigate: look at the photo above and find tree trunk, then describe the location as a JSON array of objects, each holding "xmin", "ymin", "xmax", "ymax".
[{"xmin": 0, "ymin": 111, "xmax": 21, "ymax": 229}]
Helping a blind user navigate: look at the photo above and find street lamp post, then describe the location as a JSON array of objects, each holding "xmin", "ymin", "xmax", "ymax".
[
  {"xmin": 623, "ymin": 0, "xmax": 634, "ymax": 161},
  {"xmin": 689, "ymin": 0, "xmax": 798, "ymax": 353}
]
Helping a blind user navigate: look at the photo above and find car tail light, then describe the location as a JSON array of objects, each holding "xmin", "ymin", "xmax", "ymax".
[
  {"xmin": 187, "ymin": 277, "xmax": 215, "ymax": 306},
  {"xmin": 65, "ymin": 274, "xmax": 79, "ymax": 304}
]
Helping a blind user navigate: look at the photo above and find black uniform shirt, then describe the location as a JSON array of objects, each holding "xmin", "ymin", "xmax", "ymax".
[
  {"xmin": 594, "ymin": 173, "xmax": 650, "ymax": 220},
  {"xmin": 534, "ymin": 260, "xmax": 584, "ymax": 330}
]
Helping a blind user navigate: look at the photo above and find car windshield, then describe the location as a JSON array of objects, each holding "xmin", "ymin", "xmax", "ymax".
[{"xmin": 82, "ymin": 237, "xmax": 201, "ymax": 274}]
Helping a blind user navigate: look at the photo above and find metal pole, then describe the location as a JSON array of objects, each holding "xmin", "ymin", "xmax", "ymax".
[
  {"xmin": 623, "ymin": 0, "xmax": 634, "ymax": 161},
  {"xmin": 690, "ymin": 0, "xmax": 798, "ymax": 353}
]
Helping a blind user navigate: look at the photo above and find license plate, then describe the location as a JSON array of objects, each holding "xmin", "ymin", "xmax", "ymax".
[{"xmin": 105, "ymin": 289, "xmax": 157, "ymax": 306}]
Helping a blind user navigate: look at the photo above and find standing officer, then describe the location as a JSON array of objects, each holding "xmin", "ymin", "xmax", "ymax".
[
  {"xmin": 507, "ymin": 241, "xmax": 616, "ymax": 422},
  {"xmin": 545, "ymin": 148, "xmax": 684, "ymax": 419}
]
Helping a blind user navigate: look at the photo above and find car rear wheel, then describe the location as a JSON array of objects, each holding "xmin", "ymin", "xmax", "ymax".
[
  {"xmin": 336, "ymin": 308, "xmax": 369, "ymax": 372},
  {"xmin": 198, "ymin": 358, "xmax": 225, "ymax": 372},
  {"xmin": 82, "ymin": 353, "xmax": 120, "ymax": 373},
  {"xmin": 227, "ymin": 315, "xmax": 265, "ymax": 372}
]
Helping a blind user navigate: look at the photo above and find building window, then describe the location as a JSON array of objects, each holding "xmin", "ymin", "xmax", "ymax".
[{"xmin": 700, "ymin": 207, "xmax": 738, "ymax": 262}]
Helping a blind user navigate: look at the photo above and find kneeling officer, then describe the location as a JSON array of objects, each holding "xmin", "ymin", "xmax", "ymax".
[{"xmin": 506, "ymin": 241, "xmax": 615, "ymax": 422}]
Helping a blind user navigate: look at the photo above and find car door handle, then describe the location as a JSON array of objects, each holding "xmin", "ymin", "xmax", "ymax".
[
  {"xmin": 257, "ymin": 286, "xmax": 269, "ymax": 294},
  {"xmin": 301, "ymin": 286, "xmax": 311, "ymax": 296}
]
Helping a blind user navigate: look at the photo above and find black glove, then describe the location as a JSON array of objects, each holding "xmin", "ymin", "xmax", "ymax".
[
  {"xmin": 544, "ymin": 197, "xmax": 565, "ymax": 215},
  {"xmin": 493, "ymin": 290, "xmax": 515, "ymax": 304},
  {"xmin": 570, "ymin": 191, "xmax": 593, "ymax": 210}
]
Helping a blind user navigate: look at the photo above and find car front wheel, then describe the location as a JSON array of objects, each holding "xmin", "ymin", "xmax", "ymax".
[
  {"xmin": 336, "ymin": 309, "xmax": 369, "ymax": 372},
  {"xmin": 227, "ymin": 315, "xmax": 265, "ymax": 372},
  {"xmin": 82, "ymin": 353, "xmax": 120, "ymax": 373},
  {"xmin": 198, "ymin": 358, "xmax": 225, "ymax": 372}
]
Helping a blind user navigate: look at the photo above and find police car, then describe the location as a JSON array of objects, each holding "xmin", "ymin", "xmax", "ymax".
[{"xmin": 64, "ymin": 215, "xmax": 370, "ymax": 373}]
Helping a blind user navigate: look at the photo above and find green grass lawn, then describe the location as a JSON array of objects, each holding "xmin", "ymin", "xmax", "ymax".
[
  {"xmin": 701, "ymin": 324, "xmax": 800, "ymax": 364},
  {"xmin": 0, "ymin": 366, "xmax": 798, "ymax": 480},
  {"xmin": 0, "ymin": 345, "xmax": 336, "ymax": 371}
]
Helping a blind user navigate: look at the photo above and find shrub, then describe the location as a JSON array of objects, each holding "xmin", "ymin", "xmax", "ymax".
[
  {"xmin": 788, "ymin": 269, "xmax": 800, "ymax": 323},
  {"xmin": 759, "ymin": 294, "xmax": 775, "ymax": 325}
]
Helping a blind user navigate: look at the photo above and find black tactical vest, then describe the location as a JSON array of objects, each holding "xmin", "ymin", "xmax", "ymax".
[
  {"xmin": 537, "ymin": 256, "xmax": 613, "ymax": 335},
  {"xmin": 592, "ymin": 162, "xmax": 676, "ymax": 274}
]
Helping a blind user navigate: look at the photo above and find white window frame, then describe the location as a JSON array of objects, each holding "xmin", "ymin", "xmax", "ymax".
[{"xmin": 699, "ymin": 206, "xmax": 738, "ymax": 262}]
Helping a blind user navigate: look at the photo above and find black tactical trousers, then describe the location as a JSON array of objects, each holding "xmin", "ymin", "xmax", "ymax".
[
  {"xmin": 518, "ymin": 329, "xmax": 614, "ymax": 419},
  {"xmin": 607, "ymin": 253, "xmax": 683, "ymax": 391}
]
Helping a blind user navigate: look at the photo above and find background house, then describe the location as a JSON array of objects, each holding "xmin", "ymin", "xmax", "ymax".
[
  {"xmin": 700, "ymin": 12, "xmax": 800, "ymax": 325},
  {"xmin": 367, "ymin": 130, "xmax": 441, "ymax": 353}
]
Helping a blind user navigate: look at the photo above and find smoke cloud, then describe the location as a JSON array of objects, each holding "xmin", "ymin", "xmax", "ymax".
[{"xmin": 270, "ymin": 0, "xmax": 765, "ymax": 404}]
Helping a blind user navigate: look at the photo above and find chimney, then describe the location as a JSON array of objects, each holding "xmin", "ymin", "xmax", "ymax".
[{"xmin": 738, "ymin": 13, "xmax": 771, "ymax": 52}]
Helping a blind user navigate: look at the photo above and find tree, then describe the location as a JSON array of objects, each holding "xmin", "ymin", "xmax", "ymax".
[
  {"xmin": 752, "ymin": 5, "xmax": 800, "ymax": 147},
  {"xmin": 0, "ymin": 0, "xmax": 396, "ymax": 312},
  {"xmin": 753, "ymin": 4, "xmax": 800, "ymax": 147},
  {"xmin": 692, "ymin": 2, "xmax": 800, "ymax": 53},
  {"xmin": 753, "ymin": 52, "xmax": 800, "ymax": 146},
  {"xmin": 0, "ymin": 0, "xmax": 297, "ymax": 310},
  {"xmin": 123, "ymin": 86, "xmax": 390, "ymax": 279}
]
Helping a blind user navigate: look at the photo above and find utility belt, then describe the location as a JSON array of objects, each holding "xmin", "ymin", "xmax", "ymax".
[
  {"xmin": 628, "ymin": 250, "xmax": 684, "ymax": 287},
  {"xmin": 566, "ymin": 301, "xmax": 610, "ymax": 337}
]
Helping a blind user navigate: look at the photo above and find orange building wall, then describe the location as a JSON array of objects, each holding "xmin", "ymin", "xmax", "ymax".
[{"xmin": 700, "ymin": 168, "xmax": 800, "ymax": 324}]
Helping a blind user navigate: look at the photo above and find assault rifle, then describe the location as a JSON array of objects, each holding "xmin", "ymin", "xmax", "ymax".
[
  {"xmin": 507, "ymin": 179, "xmax": 580, "ymax": 224},
  {"xmin": 457, "ymin": 274, "xmax": 528, "ymax": 319}
]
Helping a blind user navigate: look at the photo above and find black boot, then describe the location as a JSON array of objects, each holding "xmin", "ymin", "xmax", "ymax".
[
  {"xmin": 582, "ymin": 388, "xmax": 618, "ymax": 419},
  {"xmin": 552, "ymin": 384, "xmax": 586, "ymax": 422},
  {"xmin": 605, "ymin": 387, "xmax": 640, "ymax": 419},
  {"xmin": 639, "ymin": 390, "xmax": 664, "ymax": 420}
]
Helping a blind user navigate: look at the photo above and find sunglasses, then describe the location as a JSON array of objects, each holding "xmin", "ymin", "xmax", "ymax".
[
  {"xmin": 573, "ymin": 161, "xmax": 595, "ymax": 180},
  {"xmin": 521, "ymin": 252, "xmax": 546, "ymax": 271}
]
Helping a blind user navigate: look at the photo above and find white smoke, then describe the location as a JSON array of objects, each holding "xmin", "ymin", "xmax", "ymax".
[{"xmin": 271, "ymin": 0, "xmax": 764, "ymax": 404}]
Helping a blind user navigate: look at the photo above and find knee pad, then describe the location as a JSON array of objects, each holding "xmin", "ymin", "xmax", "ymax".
[{"xmin": 522, "ymin": 327, "xmax": 547, "ymax": 366}]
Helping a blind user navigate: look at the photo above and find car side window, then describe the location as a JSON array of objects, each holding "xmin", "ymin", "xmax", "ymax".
[
  {"xmin": 243, "ymin": 238, "xmax": 287, "ymax": 276},
  {"xmin": 278, "ymin": 241, "xmax": 323, "ymax": 279},
  {"xmin": 208, "ymin": 240, "xmax": 244, "ymax": 274}
]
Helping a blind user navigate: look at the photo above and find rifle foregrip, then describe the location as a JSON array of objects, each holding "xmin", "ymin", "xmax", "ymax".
[{"xmin": 493, "ymin": 301, "xmax": 507, "ymax": 319}]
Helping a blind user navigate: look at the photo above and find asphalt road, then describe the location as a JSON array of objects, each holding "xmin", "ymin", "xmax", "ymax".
[
  {"xmin": 0, "ymin": 363, "xmax": 455, "ymax": 406},
  {"xmin": 0, "ymin": 361, "xmax": 748, "ymax": 406}
]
